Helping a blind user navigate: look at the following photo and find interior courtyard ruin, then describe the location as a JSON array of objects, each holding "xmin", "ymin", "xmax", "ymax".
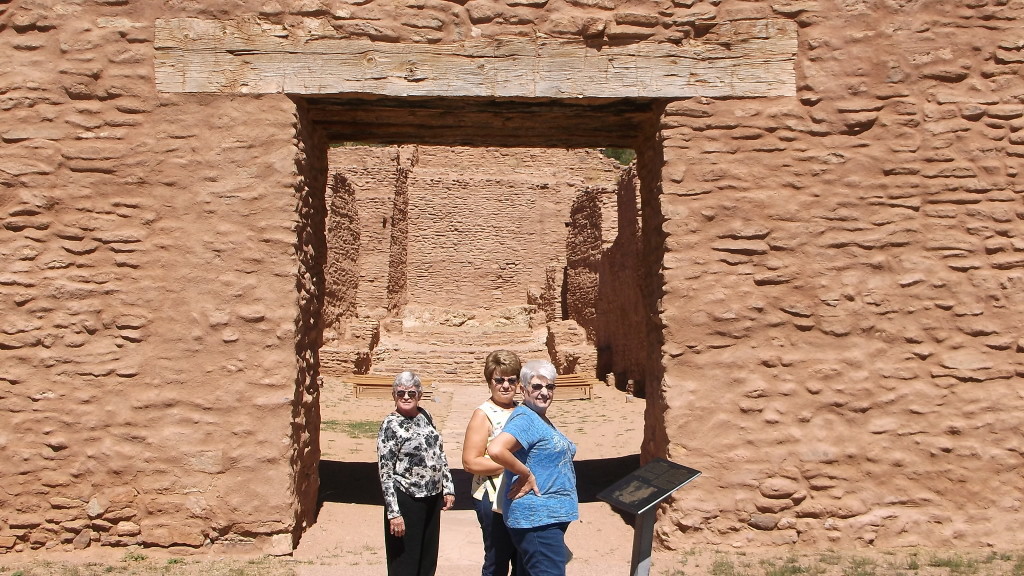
[{"xmin": 319, "ymin": 144, "xmax": 651, "ymax": 393}]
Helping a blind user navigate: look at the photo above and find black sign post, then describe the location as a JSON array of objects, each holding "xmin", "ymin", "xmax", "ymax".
[{"xmin": 596, "ymin": 458, "xmax": 701, "ymax": 576}]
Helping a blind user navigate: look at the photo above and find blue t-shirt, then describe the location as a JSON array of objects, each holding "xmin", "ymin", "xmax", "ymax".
[{"xmin": 500, "ymin": 404, "xmax": 578, "ymax": 529}]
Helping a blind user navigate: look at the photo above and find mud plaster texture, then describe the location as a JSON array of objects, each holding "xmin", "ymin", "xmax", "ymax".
[{"xmin": 1, "ymin": 0, "xmax": 1024, "ymax": 559}]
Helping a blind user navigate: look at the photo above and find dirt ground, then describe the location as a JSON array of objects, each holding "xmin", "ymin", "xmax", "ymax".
[
  {"xmin": 2, "ymin": 377, "xmax": 1021, "ymax": 576},
  {"xmin": 299, "ymin": 375, "xmax": 651, "ymax": 575}
]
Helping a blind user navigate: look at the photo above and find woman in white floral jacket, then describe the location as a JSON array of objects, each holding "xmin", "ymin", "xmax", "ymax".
[{"xmin": 377, "ymin": 371, "xmax": 455, "ymax": 576}]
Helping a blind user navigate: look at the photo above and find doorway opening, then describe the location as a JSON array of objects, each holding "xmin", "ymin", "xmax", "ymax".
[
  {"xmin": 294, "ymin": 95, "xmax": 669, "ymax": 548},
  {"xmin": 319, "ymin": 143, "xmax": 642, "ymax": 388}
]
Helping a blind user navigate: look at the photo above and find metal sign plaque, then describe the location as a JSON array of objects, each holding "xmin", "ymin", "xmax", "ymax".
[{"xmin": 597, "ymin": 458, "xmax": 701, "ymax": 516}]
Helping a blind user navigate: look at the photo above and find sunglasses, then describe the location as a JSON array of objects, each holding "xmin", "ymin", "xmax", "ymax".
[
  {"xmin": 394, "ymin": 390, "xmax": 420, "ymax": 399},
  {"xmin": 492, "ymin": 376, "xmax": 519, "ymax": 386},
  {"xmin": 529, "ymin": 383, "xmax": 556, "ymax": 392}
]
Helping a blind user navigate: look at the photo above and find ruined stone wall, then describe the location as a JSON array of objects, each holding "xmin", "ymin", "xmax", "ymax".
[
  {"xmin": 1, "ymin": 4, "xmax": 314, "ymax": 554},
  {"xmin": 292, "ymin": 100, "xmax": 328, "ymax": 551},
  {"xmin": 595, "ymin": 167, "xmax": 650, "ymax": 389},
  {"xmin": 324, "ymin": 146, "xmax": 403, "ymax": 329},
  {"xmin": 652, "ymin": 1, "xmax": 1024, "ymax": 549},
  {"xmin": 635, "ymin": 105, "xmax": 671, "ymax": 463},
  {"xmin": 328, "ymin": 146, "xmax": 622, "ymax": 326},
  {"xmin": 565, "ymin": 187, "xmax": 604, "ymax": 335},
  {"xmin": 405, "ymin": 147, "xmax": 621, "ymax": 318},
  {"xmin": 323, "ymin": 172, "xmax": 360, "ymax": 330},
  {"xmin": 560, "ymin": 166, "xmax": 652, "ymax": 385}
]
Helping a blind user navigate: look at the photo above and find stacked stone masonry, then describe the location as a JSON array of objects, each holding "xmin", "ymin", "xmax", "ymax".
[
  {"xmin": 321, "ymin": 145, "xmax": 638, "ymax": 385},
  {"xmin": 1, "ymin": 0, "xmax": 1023, "ymax": 556},
  {"xmin": 324, "ymin": 145, "xmax": 625, "ymax": 326}
]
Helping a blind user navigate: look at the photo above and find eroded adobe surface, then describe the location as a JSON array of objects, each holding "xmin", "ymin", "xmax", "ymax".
[
  {"xmin": 1, "ymin": 0, "xmax": 1023, "ymax": 556},
  {"xmin": 648, "ymin": 6, "xmax": 1024, "ymax": 548}
]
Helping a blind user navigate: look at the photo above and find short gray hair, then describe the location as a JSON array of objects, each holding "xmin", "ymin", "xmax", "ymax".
[
  {"xmin": 520, "ymin": 360, "xmax": 557, "ymax": 386},
  {"xmin": 392, "ymin": 371, "xmax": 423, "ymax": 392}
]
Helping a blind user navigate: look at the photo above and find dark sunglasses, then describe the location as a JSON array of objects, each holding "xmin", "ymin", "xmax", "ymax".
[
  {"xmin": 394, "ymin": 390, "xmax": 420, "ymax": 399},
  {"xmin": 492, "ymin": 376, "xmax": 519, "ymax": 386},
  {"xmin": 530, "ymin": 383, "xmax": 556, "ymax": 392}
]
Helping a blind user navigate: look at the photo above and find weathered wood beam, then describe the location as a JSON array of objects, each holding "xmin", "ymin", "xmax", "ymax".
[
  {"xmin": 318, "ymin": 120, "xmax": 646, "ymax": 148},
  {"xmin": 304, "ymin": 96, "xmax": 660, "ymax": 147},
  {"xmin": 155, "ymin": 18, "xmax": 796, "ymax": 98}
]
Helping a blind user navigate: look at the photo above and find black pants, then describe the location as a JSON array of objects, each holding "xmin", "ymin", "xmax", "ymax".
[{"xmin": 385, "ymin": 488, "xmax": 443, "ymax": 576}]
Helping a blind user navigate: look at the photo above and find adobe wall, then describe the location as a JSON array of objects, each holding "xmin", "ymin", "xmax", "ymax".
[
  {"xmin": 561, "ymin": 167, "xmax": 654, "ymax": 385},
  {"xmin": 406, "ymin": 147, "xmax": 621, "ymax": 318},
  {"xmin": 325, "ymin": 146, "xmax": 624, "ymax": 329},
  {"xmin": 651, "ymin": 2, "xmax": 1024, "ymax": 549},
  {"xmin": 0, "ymin": 5, "xmax": 321, "ymax": 553},
  {"xmin": 324, "ymin": 146, "xmax": 406, "ymax": 327},
  {"xmin": 593, "ymin": 166, "xmax": 653, "ymax": 391},
  {"xmin": 2, "ymin": 0, "xmax": 1023, "ymax": 557}
]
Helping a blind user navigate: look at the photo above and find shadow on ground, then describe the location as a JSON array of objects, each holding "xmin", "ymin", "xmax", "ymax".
[
  {"xmin": 317, "ymin": 454, "xmax": 641, "ymax": 517},
  {"xmin": 316, "ymin": 460, "xmax": 473, "ymax": 511}
]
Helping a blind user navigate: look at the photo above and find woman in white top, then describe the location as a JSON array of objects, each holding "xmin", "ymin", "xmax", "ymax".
[{"xmin": 462, "ymin": 350, "xmax": 522, "ymax": 576}]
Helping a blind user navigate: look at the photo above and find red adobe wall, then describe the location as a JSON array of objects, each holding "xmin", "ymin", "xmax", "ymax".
[
  {"xmin": 650, "ymin": 3, "xmax": 1024, "ymax": 548},
  {"xmin": 0, "ymin": 3, "xmax": 321, "ymax": 553},
  {"xmin": 2, "ymin": 0, "xmax": 1023, "ymax": 555}
]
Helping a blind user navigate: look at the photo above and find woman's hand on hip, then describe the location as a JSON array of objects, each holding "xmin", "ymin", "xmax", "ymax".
[
  {"xmin": 509, "ymin": 470, "xmax": 540, "ymax": 500},
  {"xmin": 389, "ymin": 516, "xmax": 405, "ymax": 537},
  {"xmin": 442, "ymin": 494, "xmax": 455, "ymax": 510}
]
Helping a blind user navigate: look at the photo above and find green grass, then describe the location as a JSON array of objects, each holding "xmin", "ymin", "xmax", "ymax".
[
  {"xmin": 711, "ymin": 556, "xmax": 746, "ymax": 576},
  {"xmin": 601, "ymin": 147, "xmax": 636, "ymax": 165},
  {"xmin": 819, "ymin": 552, "xmax": 844, "ymax": 566},
  {"xmin": 321, "ymin": 419, "xmax": 378, "ymax": 438},
  {"xmin": 224, "ymin": 556, "xmax": 295, "ymax": 576},
  {"xmin": 927, "ymin": 554, "xmax": 978, "ymax": 575},
  {"xmin": 0, "ymin": 556, "xmax": 297, "ymax": 576},
  {"xmin": 1011, "ymin": 555, "xmax": 1024, "ymax": 576},
  {"xmin": 842, "ymin": 557, "xmax": 878, "ymax": 576},
  {"xmin": 761, "ymin": 556, "xmax": 827, "ymax": 576},
  {"xmin": 581, "ymin": 548, "xmax": 1024, "ymax": 576},
  {"xmin": 7, "ymin": 546, "xmax": 1024, "ymax": 576},
  {"xmin": 121, "ymin": 551, "xmax": 147, "ymax": 563}
]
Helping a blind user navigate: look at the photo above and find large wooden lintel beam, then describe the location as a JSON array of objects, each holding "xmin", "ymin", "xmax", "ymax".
[
  {"xmin": 305, "ymin": 96, "xmax": 660, "ymax": 147},
  {"xmin": 154, "ymin": 18, "xmax": 797, "ymax": 98}
]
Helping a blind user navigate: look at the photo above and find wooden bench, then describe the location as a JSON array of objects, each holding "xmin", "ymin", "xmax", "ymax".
[
  {"xmin": 552, "ymin": 373, "xmax": 598, "ymax": 400},
  {"xmin": 343, "ymin": 374, "xmax": 435, "ymax": 400},
  {"xmin": 512, "ymin": 374, "xmax": 598, "ymax": 401}
]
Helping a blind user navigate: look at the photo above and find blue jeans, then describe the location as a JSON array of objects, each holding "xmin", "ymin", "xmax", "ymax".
[
  {"xmin": 474, "ymin": 491, "xmax": 519, "ymax": 576},
  {"xmin": 507, "ymin": 522, "xmax": 569, "ymax": 576}
]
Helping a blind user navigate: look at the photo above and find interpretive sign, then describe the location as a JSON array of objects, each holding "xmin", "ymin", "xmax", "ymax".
[
  {"xmin": 598, "ymin": 458, "xmax": 701, "ymax": 576},
  {"xmin": 597, "ymin": 458, "xmax": 701, "ymax": 516}
]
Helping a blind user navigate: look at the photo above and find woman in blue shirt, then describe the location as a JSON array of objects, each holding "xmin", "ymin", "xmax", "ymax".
[{"xmin": 487, "ymin": 360, "xmax": 577, "ymax": 576}]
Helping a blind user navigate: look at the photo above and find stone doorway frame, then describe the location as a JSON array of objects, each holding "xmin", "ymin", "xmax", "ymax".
[
  {"xmin": 293, "ymin": 93, "xmax": 669, "ymax": 533},
  {"xmin": 154, "ymin": 17, "xmax": 797, "ymax": 542}
]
